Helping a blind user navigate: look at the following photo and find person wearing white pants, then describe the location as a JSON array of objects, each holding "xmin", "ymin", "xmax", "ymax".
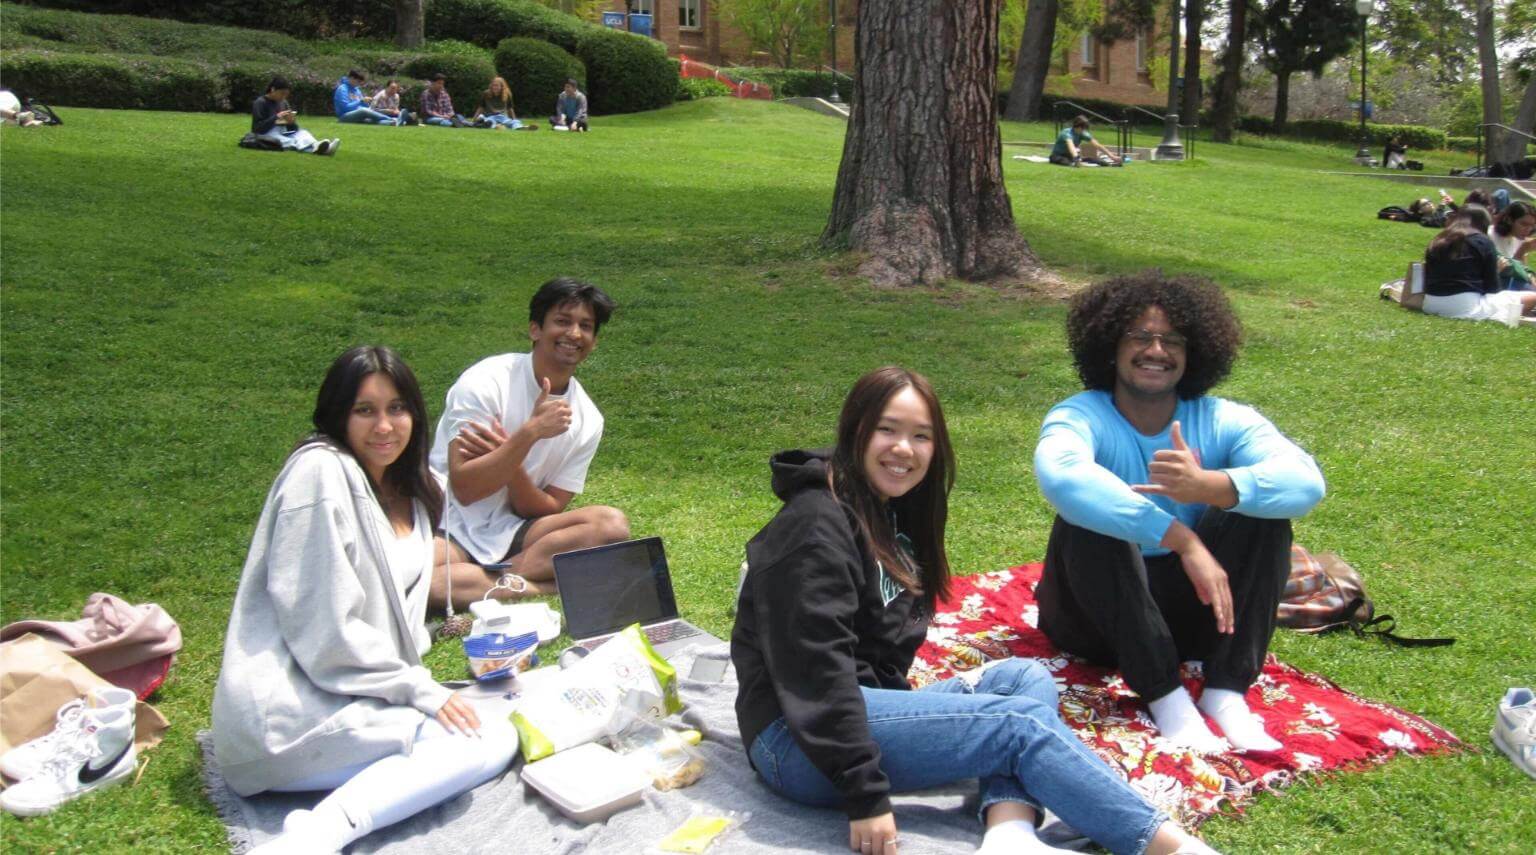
[{"xmin": 213, "ymin": 346, "xmax": 512, "ymax": 853}]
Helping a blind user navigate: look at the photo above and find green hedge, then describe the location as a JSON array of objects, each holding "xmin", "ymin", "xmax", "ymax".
[
  {"xmin": 2, "ymin": 48, "xmax": 225, "ymax": 111},
  {"xmin": 574, "ymin": 26, "xmax": 674, "ymax": 115},
  {"xmin": 221, "ymin": 63, "xmax": 343, "ymax": 116},
  {"xmin": 722, "ymin": 67, "xmax": 852, "ymax": 102},
  {"xmin": 676, "ymin": 76, "xmax": 733, "ymax": 101},
  {"xmin": 426, "ymin": 0, "xmax": 586, "ymax": 53},
  {"xmin": 1236, "ymin": 116, "xmax": 1447, "ymax": 150},
  {"xmin": 8, "ymin": 0, "xmax": 395, "ymax": 41},
  {"xmin": 0, "ymin": 3, "xmax": 310, "ymax": 61},
  {"xmin": 400, "ymin": 52, "xmax": 498, "ymax": 116},
  {"xmin": 1446, "ymin": 136, "xmax": 1478, "ymax": 152},
  {"xmin": 494, "ymin": 37, "xmax": 583, "ymax": 118}
]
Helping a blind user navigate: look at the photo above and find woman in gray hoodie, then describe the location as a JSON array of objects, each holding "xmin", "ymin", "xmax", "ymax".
[{"xmin": 213, "ymin": 346, "xmax": 517, "ymax": 854}]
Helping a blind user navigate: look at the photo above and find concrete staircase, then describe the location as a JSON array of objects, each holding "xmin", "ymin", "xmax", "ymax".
[{"xmin": 780, "ymin": 97, "xmax": 849, "ymax": 120}]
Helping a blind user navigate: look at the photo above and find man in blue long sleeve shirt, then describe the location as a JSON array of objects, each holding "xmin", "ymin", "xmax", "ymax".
[{"xmin": 1033, "ymin": 272, "xmax": 1325, "ymax": 754}]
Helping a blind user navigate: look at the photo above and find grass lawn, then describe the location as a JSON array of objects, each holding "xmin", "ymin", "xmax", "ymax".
[{"xmin": 2, "ymin": 98, "xmax": 1531, "ymax": 853}]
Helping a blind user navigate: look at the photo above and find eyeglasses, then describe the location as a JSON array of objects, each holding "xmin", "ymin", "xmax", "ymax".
[{"xmin": 1123, "ymin": 329, "xmax": 1187, "ymax": 352}]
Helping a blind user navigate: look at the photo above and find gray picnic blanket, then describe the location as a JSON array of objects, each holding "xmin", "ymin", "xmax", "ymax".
[{"xmin": 201, "ymin": 645, "xmax": 1088, "ymax": 854}]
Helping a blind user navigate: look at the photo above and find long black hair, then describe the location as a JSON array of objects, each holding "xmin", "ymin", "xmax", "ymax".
[
  {"xmin": 1493, "ymin": 201, "xmax": 1534, "ymax": 237},
  {"xmin": 1426, "ymin": 205, "xmax": 1493, "ymax": 263},
  {"xmin": 302, "ymin": 345, "xmax": 444, "ymax": 527},
  {"xmin": 828, "ymin": 366, "xmax": 954, "ymax": 607}
]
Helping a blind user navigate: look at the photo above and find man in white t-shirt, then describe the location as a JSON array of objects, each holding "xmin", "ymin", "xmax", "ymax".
[{"xmin": 429, "ymin": 278, "xmax": 629, "ymax": 608}]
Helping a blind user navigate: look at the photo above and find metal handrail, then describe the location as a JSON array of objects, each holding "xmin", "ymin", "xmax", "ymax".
[
  {"xmin": 1476, "ymin": 122, "xmax": 1536, "ymax": 170},
  {"xmin": 1052, "ymin": 100, "xmax": 1131, "ymax": 160},
  {"xmin": 817, "ymin": 65, "xmax": 854, "ymax": 83}
]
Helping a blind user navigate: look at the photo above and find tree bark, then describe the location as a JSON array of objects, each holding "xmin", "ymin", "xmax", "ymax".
[
  {"xmin": 824, "ymin": 0, "xmax": 1037, "ymax": 286},
  {"xmin": 1210, "ymin": 0, "xmax": 1248, "ymax": 143},
  {"xmin": 1474, "ymin": 0, "xmax": 1501, "ymax": 158},
  {"xmin": 1502, "ymin": 73, "xmax": 1536, "ymax": 162},
  {"xmin": 1272, "ymin": 70, "xmax": 1290, "ymax": 130},
  {"xmin": 1181, "ymin": 0, "xmax": 1203, "ymax": 122},
  {"xmin": 394, "ymin": 0, "xmax": 425, "ymax": 48},
  {"xmin": 1004, "ymin": 0, "xmax": 1059, "ymax": 122}
]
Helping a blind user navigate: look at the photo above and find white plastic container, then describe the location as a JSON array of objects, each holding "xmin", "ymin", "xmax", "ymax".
[{"xmin": 520, "ymin": 742, "xmax": 648, "ymax": 824}]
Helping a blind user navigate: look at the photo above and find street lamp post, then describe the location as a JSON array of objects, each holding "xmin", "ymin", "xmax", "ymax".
[
  {"xmin": 1155, "ymin": 0, "xmax": 1185, "ymax": 160},
  {"xmin": 828, "ymin": 0, "xmax": 841, "ymax": 103},
  {"xmin": 1354, "ymin": 0, "xmax": 1372, "ymax": 164}
]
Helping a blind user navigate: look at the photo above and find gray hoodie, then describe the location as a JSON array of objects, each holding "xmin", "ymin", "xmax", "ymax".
[{"xmin": 212, "ymin": 442, "xmax": 450, "ymax": 796}]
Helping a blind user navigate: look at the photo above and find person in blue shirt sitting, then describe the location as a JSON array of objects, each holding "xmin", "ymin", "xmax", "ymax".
[
  {"xmin": 333, "ymin": 69, "xmax": 400, "ymax": 125},
  {"xmin": 1033, "ymin": 272, "xmax": 1325, "ymax": 754},
  {"xmin": 1049, "ymin": 115, "xmax": 1121, "ymax": 166}
]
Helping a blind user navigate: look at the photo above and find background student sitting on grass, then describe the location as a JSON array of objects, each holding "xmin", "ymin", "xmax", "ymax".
[
  {"xmin": 551, "ymin": 78, "xmax": 588, "ymax": 132},
  {"xmin": 1422, "ymin": 206, "xmax": 1536, "ymax": 325},
  {"xmin": 473, "ymin": 77, "xmax": 528, "ymax": 130},
  {"xmin": 333, "ymin": 69, "xmax": 399, "ymax": 125},
  {"xmin": 420, "ymin": 74, "xmax": 468, "ymax": 128},
  {"xmin": 368, "ymin": 80, "xmax": 414, "ymax": 126},
  {"xmin": 251, "ymin": 76, "xmax": 338, "ymax": 155},
  {"xmin": 1050, "ymin": 115, "xmax": 1120, "ymax": 167}
]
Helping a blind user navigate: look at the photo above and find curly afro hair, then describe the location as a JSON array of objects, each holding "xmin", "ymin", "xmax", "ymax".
[{"xmin": 1065, "ymin": 270, "xmax": 1243, "ymax": 400}]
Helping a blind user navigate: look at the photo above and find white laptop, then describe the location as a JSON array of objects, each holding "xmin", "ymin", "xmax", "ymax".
[{"xmin": 553, "ymin": 537, "xmax": 724, "ymax": 660}]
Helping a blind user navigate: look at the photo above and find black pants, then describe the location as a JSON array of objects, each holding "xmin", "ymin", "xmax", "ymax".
[{"xmin": 1036, "ymin": 509, "xmax": 1292, "ymax": 702}]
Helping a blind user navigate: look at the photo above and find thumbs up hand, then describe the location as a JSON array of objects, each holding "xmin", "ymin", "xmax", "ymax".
[
  {"xmin": 1132, "ymin": 421, "xmax": 1225, "ymax": 505},
  {"xmin": 525, "ymin": 376, "xmax": 573, "ymax": 439}
]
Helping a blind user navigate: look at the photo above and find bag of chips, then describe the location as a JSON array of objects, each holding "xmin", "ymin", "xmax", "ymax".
[{"xmin": 511, "ymin": 625, "xmax": 681, "ymax": 762}]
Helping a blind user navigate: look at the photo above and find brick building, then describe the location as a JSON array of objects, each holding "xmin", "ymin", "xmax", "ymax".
[{"xmin": 602, "ymin": 0, "xmax": 1174, "ymax": 110}]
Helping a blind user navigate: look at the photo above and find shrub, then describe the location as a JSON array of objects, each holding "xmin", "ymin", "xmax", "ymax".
[
  {"xmin": 1237, "ymin": 116, "xmax": 1448, "ymax": 151},
  {"xmin": 1, "ymin": 49, "xmax": 141, "ymax": 107},
  {"xmin": 10, "ymin": 0, "xmax": 394, "ymax": 40},
  {"xmin": 427, "ymin": 0, "xmax": 587, "ymax": 53},
  {"xmin": 1446, "ymin": 136, "xmax": 1477, "ymax": 152},
  {"xmin": 0, "ymin": 3, "xmax": 310, "ymax": 61},
  {"xmin": 401, "ymin": 51, "xmax": 498, "ymax": 115},
  {"xmin": 127, "ymin": 54, "xmax": 223, "ymax": 111},
  {"xmin": 676, "ymin": 76, "xmax": 733, "ymax": 101},
  {"xmin": 494, "ymin": 37, "xmax": 584, "ymax": 118},
  {"xmin": 722, "ymin": 67, "xmax": 851, "ymax": 101},
  {"xmin": 574, "ymin": 26, "xmax": 674, "ymax": 114}
]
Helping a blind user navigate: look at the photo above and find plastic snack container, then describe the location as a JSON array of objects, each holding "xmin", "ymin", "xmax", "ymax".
[{"xmin": 521, "ymin": 742, "xmax": 649, "ymax": 824}]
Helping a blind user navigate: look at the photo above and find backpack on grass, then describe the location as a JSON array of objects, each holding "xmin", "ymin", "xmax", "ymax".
[
  {"xmin": 237, "ymin": 132, "xmax": 284, "ymax": 152},
  {"xmin": 1278, "ymin": 546, "xmax": 1453, "ymax": 647}
]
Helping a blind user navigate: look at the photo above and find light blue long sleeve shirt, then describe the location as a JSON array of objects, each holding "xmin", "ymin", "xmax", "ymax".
[
  {"xmin": 333, "ymin": 79, "xmax": 365, "ymax": 119},
  {"xmin": 1034, "ymin": 390, "xmax": 1325, "ymax": 556}
]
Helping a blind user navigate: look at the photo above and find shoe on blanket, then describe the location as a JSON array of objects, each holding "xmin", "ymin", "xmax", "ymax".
[
  {"xmin": 0, "ymin": 687, "xmax": 136, "ymax": 781},
  {"xmin": 1491, "ymin": 687, "xmax": 1536, "ymax": 780},
  {"xmin": 0, "ymin": 705, "xmax": 136, "ymax": 816}
]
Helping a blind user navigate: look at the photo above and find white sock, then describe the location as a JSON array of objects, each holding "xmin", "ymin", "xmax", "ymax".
[
  {"xmin": 1147, "ymin": 687, "xmax": 1228, "ymax": 753},
  {"xmin": 1198, "ymin": 688, "xmax": 1281, "ymax": 752},
  {"xmin": 975, "ymin": 819, "xmax": 1075, "ymax": 854}
]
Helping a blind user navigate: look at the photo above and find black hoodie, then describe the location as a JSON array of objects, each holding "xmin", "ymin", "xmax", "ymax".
[{"xmin": 731, "ymin": 449, "xmax": 927, "ymax": 820}]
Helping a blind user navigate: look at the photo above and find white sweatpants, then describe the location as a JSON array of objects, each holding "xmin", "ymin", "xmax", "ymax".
[{"xmin": 271, "ymin": 710, "xmax": 518, "ymax": 846}]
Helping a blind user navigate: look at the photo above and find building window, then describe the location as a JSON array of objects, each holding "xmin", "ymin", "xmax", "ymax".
[
  {"xmin": 1135, "ymin": 30, "xmax": 1147, "ymax": 72},
  {"xmin": 679, "ymin": 0, "xmax": 699, "ymax": 29},
  {"xmin": 1081, "ymin": 33, "xmax": 1095, "ymax": 66},
  {"xmin": 632, "ymin": 0, "xmax": 653, "ymax": 13}
]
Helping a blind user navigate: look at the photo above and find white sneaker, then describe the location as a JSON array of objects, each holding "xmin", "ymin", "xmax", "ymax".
[
  {"xmin": 1, "ymin": 687, "xmax": 135, "ymax": 781},
  {"xmin": 1492, "ymin": 687, "xmax": 1536, "ymax": 780},
  {"xmin": 326, "ymin": 138, "xmax": 341, "ymax": 156},
  {"xmin": 0, "ymin": 706, "xmax": 137, "ymax": 816}
]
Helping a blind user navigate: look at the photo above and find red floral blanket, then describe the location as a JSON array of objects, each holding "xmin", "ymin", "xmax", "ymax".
[{"xmin": 909, "ymin": 564, "xmax": 1463, "ymax": 826}]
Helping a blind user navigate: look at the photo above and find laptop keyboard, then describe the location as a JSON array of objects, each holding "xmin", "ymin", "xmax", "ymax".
[{"xmin": 582, "ymin": 621, "xmax": 703, "ymax": 651}]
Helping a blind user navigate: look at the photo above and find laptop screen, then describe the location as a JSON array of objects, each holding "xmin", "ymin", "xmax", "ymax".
[{"xmin": 554, "ymin": 537, "xmax": 679, "ymax": 639}]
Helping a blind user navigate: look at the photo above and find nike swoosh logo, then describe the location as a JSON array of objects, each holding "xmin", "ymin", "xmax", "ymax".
[{"xmin": 77, "ymin": 742, "xmax": 131, "ymax": 785}]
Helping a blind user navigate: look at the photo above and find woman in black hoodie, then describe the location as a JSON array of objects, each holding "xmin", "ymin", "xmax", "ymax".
[{"xmin": 731, "ymin": 367, "xmax": 1218, "ymax": 855}]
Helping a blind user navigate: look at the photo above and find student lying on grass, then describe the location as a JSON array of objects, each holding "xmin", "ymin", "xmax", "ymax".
[
  {"xmin": 1422, "ymin": 206, "xmax": 1536, "ymax": 325},
  {"xmin": 732, "ymin": 365, "xmax": 1222, "ymax": 855},
  {"xmin": 251, "ymin": 76, "xmax": 339, "ymax": 155},
  {"xmin": 1034, "ymin": 272, "xmax": 1326, "ymax": 754},
  {"xmin": 213, "ymin": 346, "xmax": 515, "ymax": 854}
]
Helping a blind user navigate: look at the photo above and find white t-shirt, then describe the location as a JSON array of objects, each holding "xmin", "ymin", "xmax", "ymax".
[
  {"xmin": 430, "ymin": 352, "xmax": 603, "ymax": 563},
  {"xmin": 379, "ymin": 502, "xmax": 428, "ymax": 603},
  {"xmin": 0, "ymin": 91, "xmax": 22, "ymax": 123},
  {"xmin": 1490, "ymin": 231, "xmax": 1522, "ymax": 258}
]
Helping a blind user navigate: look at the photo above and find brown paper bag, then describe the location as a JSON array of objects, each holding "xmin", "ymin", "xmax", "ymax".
[{"xmin": 0, "ymin": 633, "xmax": 168, "ymax": 764}]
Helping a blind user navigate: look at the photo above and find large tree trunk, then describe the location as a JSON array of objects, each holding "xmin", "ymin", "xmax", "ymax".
[
  {"xmin": 1502, "ymin": 73, "xmax": 1536, "ymax": 162},
  {"xmin": 1272, "ymin": 70, "xmax": 1291, "ymax": 130},
  {"xmin": 1474, "ymin": 0, "xmax": 1501, "ymax": 159},
  {"xmin": 394, "ymin": 0, "xmax": 424, "ymax": 48},
  {"xmin": 824, "ymin": 0, "xmax": 1037, "ymax": 286},
  {"xmin": 1004, "ymin": 0, "xmax": 1059, "ymax": 122},
  {"xmin": 1210, "ymin": 0, "xmax": 1248, "ymax": 143},
  {"xmin": 1181, "ymin": 0, "xmax": 1203, "ymax": 122}
]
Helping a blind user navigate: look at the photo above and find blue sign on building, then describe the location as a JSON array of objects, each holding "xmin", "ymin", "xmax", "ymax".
[
  {"xmin": 629, "ymin": 13, "xmax": 653, "ymax": 37},
  {"xmin": 601, "ymin": 11, "xmax": 626, "ymax": 29}
]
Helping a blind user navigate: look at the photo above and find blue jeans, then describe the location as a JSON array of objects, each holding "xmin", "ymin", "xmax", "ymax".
[
  {"xmin": 748, "ymin": 659, "xmax": 1165, "ymax": 854},
  {"xmin": 338, "ymin": 106, "xmax": 398, "ymax": 124},
  {"xmin": 481, "ymin": 113, "xmax": 522, "ymax": 129},
  {"xmin": 424, "ymin": 114, "xmax": 467, "ymax": 127}
]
